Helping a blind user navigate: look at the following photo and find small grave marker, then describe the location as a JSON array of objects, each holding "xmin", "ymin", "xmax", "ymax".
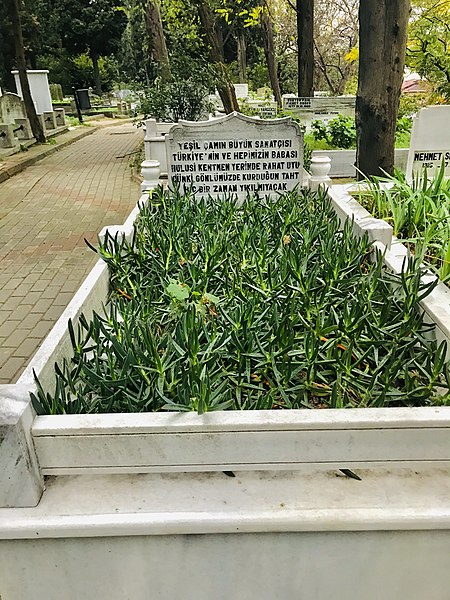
[
  {"xmin": 166, "ymin": 112, "xmax": 303, "ymax": 198},
  {"xmin": 0, "ymin": 93, "xmax": 26, "ymax": 124},
  {"xmin": 406, "ymin": 105, "xmax": 450, "ymax": 181}
]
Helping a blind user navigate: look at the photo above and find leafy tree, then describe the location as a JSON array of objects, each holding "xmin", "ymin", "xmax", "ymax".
[
  {"xmin": 314, "ymin": 0, "xmax": 358, "ymax": 95},
  {"xmin": 116, "ymin": 0, "xmax": 152, "ymax": 84},
  {"xmin": 56, "ymin": 0, "xmax": 127, "ymax": 94},
  {"xmin": 193, "ymin": 0, "xmax": 239, "ymax": 113},
  {"xmin": 163, "ymin": 0, "xmax": 206, "ymax": 64},
  {"xmin": 407, "ymin": 0, "xmax": 450, "ymax": 99},
  {"xmin": 141, "ymin": 0, "xmax": 170, "ymax": 80},
  {"xmin": 356, "ymin": 0, "xmax": 411, "ymax": 177},
  {"xmin": 0, "ymin": 0, "xmax": 47, "ymax": 91},
  {"xmin": 215, "ymin": 0, "xmax": 282, "ymax": 105},
  {"xmin": 0, "ymin": 0, "xmax": 14, "ymax": 90}
]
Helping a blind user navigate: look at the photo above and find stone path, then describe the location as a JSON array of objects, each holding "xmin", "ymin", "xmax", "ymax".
[{"xmin": 0, "ymin": 122, "xmax": 142, "ymax": 383}]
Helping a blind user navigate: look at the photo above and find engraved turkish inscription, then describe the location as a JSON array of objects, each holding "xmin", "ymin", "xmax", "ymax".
[
  {"xmin": 412, "ymin": 150, "xmax": 450, "ymax": 177},
  {"xmin": 166, "ymin": 113, "xmax": 303, "ymax": 198}
]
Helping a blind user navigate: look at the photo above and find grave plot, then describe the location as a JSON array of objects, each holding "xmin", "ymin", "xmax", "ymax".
[{"xmin": 1, "ymin": 115, "xmax": 450, "ymax": 600}]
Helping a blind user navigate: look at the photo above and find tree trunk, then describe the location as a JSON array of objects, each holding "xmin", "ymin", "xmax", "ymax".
[
  {"xmin": 237, "ymin": 32, "xmax": 247, "ymax": 83},
  {"xmin": 197, "ymin": 0, "xmax": 239, "ymax": 113},
  {"xmin": 90, "ymin": 48, "xmax": 102, "ymax": 96},
  {"xmin": 261, "ymin": 9, "xmax": 282, "ymax": 107},
  {"xmin": 356, "ymin": 0, "xmax": 410, "ymax": 178},
  {"xmin": 297, "ymin": 0, "xmax": 314, "ymax": 97},
  {"xmin": 10, "ymin": 0, "xmax": 45, "ymax": 143},
  {"xmin": 142, "ymin": 0, "xmax": 171, "ymax": 80}
]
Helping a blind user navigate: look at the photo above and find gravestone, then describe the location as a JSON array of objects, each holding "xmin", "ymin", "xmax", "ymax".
[
  {"xmin": 406, "ymin": 105, "xmax": 450, "ymax": 181},
  {"xmin": 282, "ymin": 95, "xmax": 355, "ymax": 132},
  {"xmin": 12, "ymin": 69, "xmax": 53, "ymax": 114},
  {"xmin": 234, "ymin": 84, "xmax": 249, "ymax": 99},
  {"xmin": 257, "ymin": 86, "xmax": 273, "ymax": 99},
  {"xmin": 0, "ymin": 93, "xmax": 26, "ymax": 124},
  {"xmin": 257, "ymin": 104, "xmax": 277, "ymax": 119},
  {"xmin": 283, "ymin": 96, "xmax": 313, "ymax": 110},
  {"xmin": 166, "ymin": 112, "xmax": 303, "ymax": 198}
]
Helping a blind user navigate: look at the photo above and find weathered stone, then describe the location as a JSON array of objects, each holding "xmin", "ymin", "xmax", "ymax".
[
  {"xmin": 0, "ymin": 124, "xmax": 16, "ymax": 148},
  {"xmin": 0, "ymin": 93, "xmax": 26, "ymax": 125},
  {"xmin": 0, "ymin": 385, "xmax": 44, "ymax": 507},
  {"xmin": 43, "ymin": 111, "xmax": 57, "ymax": 130},
  {"xmin": 13, "ymin": 118, "xmax": 33, "ymax": 140},
  {"xmin": 54, "ymin": 108, "xmax": 65, "ymax": 127}
]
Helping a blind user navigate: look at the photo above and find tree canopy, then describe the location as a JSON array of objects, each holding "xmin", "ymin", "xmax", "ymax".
[{"xmin": 407, "ymin": 0, "xmax": 450, "ymax": 99}]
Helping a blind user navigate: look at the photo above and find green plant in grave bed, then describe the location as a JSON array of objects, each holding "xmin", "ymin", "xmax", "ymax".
[
  {"xmin": 31, "ymin": 188, "xmax": 450, "ymax": 415},
  {"xmin": 358, "ymin": 163, "xmax": 450, "ymax": 285}
]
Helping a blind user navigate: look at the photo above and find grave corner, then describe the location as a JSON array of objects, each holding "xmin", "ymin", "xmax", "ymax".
[{"xmin": 0, "ymin": 384, "xmax": 44, "ymax": 508}]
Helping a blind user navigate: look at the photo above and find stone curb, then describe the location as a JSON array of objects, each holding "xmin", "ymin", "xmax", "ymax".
[{"xmin": 0, "ymin": 126, "xmax": 98, "ymax": 184}]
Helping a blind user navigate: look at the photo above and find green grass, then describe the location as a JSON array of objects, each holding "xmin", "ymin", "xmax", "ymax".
[{"xmin": 31, "ymin": 188, "xmax": 450, "ymax": 415}]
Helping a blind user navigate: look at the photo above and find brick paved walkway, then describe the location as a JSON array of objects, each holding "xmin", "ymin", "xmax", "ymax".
[{"xmin": 0, "ymin": 122, "xmax": 142, "ymax": 383}]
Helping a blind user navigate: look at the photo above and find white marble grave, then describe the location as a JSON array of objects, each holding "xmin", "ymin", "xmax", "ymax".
[
  {"xmin": 166, "ymin": 112, "xmax": 303, "ymax": 198},
  {"xmin": 405, "ymin": 105, "xmax": 450, "ymax": 181}
]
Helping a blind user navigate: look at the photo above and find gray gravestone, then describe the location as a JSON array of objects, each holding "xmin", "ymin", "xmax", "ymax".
[
  {"xmin": 0, "ymin": 93, "xmax": 26, "ymax": 124},
  {"xmin": 166, "ymin": 112, "xmax": 303, "ymax": 198}
]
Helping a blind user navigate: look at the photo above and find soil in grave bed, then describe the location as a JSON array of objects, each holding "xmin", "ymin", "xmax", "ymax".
[{"xmin": 32, "ymin": 188, "xmax": 450, "ymax": 414}]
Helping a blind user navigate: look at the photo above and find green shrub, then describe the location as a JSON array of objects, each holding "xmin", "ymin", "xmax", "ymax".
[
  {"xmin": 140, "ymin": 62, "xmax": 215, "ymax": 122},
  {"xmin": 312, "ymin": 115, "xmax": 356, "ymax": 149},
  {"xmin": 358, "ymin": 164, "xmax": 450, "ymax": 284}
]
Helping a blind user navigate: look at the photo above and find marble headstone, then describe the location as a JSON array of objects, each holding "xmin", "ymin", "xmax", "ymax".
[
  {"xmin": 166, "ymin": 112, "xmax": 303, "ymax": 198},
  {"xmin": 406, "ymin": 105, "xmax": 450, "ymax": 181}
]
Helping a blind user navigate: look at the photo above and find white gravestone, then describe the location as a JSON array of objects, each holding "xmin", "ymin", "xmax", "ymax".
[
  {"xmin": 233, "ymin": 83, "xmax": 249, "ymax": 99},
  {"xmin": 406, "ymin": 105, "xmax": 450, "ymax": 182},
  {"xmin": 12, "ymin": 69, "xmax": 53, "ymax": 114},
  {"xmin": 166, "ymin": 112, "xmax": 303, "ymax": 198}
]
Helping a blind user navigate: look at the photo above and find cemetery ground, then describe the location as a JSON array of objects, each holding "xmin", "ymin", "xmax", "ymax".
[{"xmin": 0, "ymin": 119, "xmax": 141, "ymax": 383}]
